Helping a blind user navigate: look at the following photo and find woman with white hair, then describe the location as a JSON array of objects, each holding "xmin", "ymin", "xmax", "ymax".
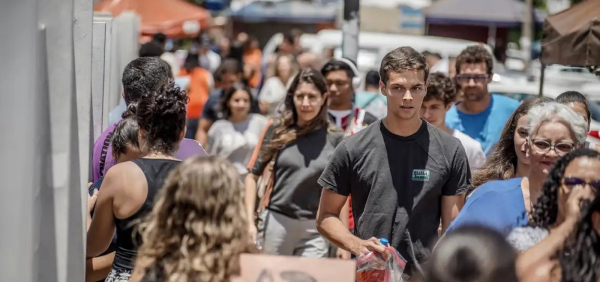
[{"xmin": 446, "ymin": 102, "xmax": 588, "ymax": 237}]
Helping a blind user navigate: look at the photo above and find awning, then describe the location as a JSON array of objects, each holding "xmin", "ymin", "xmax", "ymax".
[
  {"xmin": 541, "ymin": 0, "xmax": 600, "ymax": 66},
  {"xmin": 423, "ymin": 0, "xmax": 545, "ymax": 28},
  {"xmin": 230, "ymin": 0, "xmax": 337, "ymax": 23},
  {"xmin": 94, "ymin": 0, "xmax": 212, "ymax": 38}
]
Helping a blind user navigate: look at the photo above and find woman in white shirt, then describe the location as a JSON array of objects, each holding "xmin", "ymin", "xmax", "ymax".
[
  {"xmin": 208, "ymin": 83, "xmax": 268, "ymax": 176},
  {"xmin": 259, "ymin": 54, "xmax": 298, "ymax": 116}
]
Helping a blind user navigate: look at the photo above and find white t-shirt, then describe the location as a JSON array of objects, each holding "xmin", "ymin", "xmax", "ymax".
[
  {"xmin": 207, "ymin": 114, "xmax": 268, "ymax": 176},
  {"xmin": 259, "ymin": 77, "xmax": 291, "ymax": 116},
  {"xmin": 452, "ymin": 129, "xmax": 486, "ymax": 173}
]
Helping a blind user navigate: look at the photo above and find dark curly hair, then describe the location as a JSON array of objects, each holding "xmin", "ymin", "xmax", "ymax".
[
  {"xmin": 121, "ymin": 57, "xmax": 171, "ymax": 105},
  {"xmin": 560, "ymin": 196, "xmax": 600, "ymax": 282},
  {"xmin": 425, "ymin": 72, "xmax": 456, "ymax": 105},
  {"xmin": 455, "ymin": 45, "xmax": 494, "ymax": 75},
  {"xmin": 111, "ymin": 112, "xmax": 140, "ymax": 160},
  {"xmin": 217, "ymin": 83, "xmax": 253, "ymax": 120},
  {"xmin": 531, "ymin": 148, "xmax": 600, "ymax": 228},
  {"xmin": 128, "ymin": 82, "xmax": 188, "ymax": 155},
  {"xmin": 471, "ymin": 97, "xmax": 553, "ymax": 191}
]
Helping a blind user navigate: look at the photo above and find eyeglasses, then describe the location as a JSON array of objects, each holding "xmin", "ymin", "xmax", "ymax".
[
  {"xmin": 530, "ymin": 138, "xmax": 576, "ymax": 156},
  {"xmin": 455, "ymin": 74, "xmax": 489, "ymax": 84},
  {"xmin": 563, "ymin": 176, "xmax": 600, "ymax": 192}
]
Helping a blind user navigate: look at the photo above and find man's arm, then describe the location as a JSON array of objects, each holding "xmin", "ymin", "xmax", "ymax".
[
  {"xmin": 196, "ymin": 94, "xmax": 218, "ymax": 148},
  {"xmin": 317, "ymin": 189, "xmax": 385, "ymax": 256},
  {"xmin": 440, "ymin": 145, "xmax": 470, "ymax": 234},
  {"xmin": 195, "ymin": 118, "xmax": 213, "ymax": 148},
  {"xmin": 317, "ymin": 139, "xmax": 385, "ymax": 256},
  {"xmin": 441, "ymin": 194, "xmax": 465, "ymax": 233}
]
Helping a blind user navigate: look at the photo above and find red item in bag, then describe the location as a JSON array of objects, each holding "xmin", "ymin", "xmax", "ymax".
[{"xmin": 356, "ymin": 244, "xmax": 407, "ymax": 282}]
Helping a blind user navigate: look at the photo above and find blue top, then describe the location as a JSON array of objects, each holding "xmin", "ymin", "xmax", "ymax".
[
  {"xmin": 446, "ymin": 94, "xmax": 519, "ymax": 154},
  {"xmin": 355, "ymin": 91, "xmax": 388, "ymax": 120},
  {"xmin": 446, "ymin": 178, "xmax": 528, "ymax": 236}
]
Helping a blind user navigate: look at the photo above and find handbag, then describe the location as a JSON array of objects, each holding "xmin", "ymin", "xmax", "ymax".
[{"xmin": 254, "ymin": 151, "xmax": 278, "ymax": 227}]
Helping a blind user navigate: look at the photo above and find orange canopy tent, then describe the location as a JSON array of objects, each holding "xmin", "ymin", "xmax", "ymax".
[{"xmin": 94, "ymin": 0, "xmax": 211, "ymax": 38}]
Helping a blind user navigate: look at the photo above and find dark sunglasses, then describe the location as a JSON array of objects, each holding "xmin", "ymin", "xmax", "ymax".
[
  {"xmin": 563, "ymin": 176, "xmax": 600, "ymax": 191},
  {"xmin": 455, "ymin": 74, "xmax": 489, "ymax": 84}
]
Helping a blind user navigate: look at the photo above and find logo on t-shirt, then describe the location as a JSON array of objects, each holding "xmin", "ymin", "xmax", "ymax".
[{"xmin": 412, "ymin": 169, "xmax": 430, "ymax": 181}]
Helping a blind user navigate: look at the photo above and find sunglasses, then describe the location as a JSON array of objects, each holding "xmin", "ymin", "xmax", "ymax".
[
  {"xmin": 563, "ymin": 176, "xmax": 600, "ymax": 191},
  {"xmin": 455, "ymin": 74, "xmax": 489, "ymax": 84}
]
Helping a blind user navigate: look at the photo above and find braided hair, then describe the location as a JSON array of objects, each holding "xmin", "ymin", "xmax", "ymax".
[
  {"xmin": 560, "ymin": 196, "xmax": 600, "ymax": 282},
  {"xmin": 531, "ymin": 149, "xmax": 600, "ymax": 228}
]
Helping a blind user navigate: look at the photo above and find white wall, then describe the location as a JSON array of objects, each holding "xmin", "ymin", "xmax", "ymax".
[{"xmin": 0, "ymin": 0, "xmax": 136, "ymax": 281}]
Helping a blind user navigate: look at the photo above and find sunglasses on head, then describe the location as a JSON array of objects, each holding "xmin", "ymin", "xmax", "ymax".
[{"xmin": 563, "ymin": 176, "xmax": 600, "ymax": 191}]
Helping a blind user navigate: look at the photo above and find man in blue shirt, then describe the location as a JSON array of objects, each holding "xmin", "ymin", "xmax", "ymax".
[
  {"xmin": 355, "ymin": 70, "xmax": 387, "ymax": 120},
  {"xmin": 446, "ymin": 46, "xmax": 519, "ymax": 154}
]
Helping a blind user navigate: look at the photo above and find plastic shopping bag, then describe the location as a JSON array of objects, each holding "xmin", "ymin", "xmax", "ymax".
[{"xmin": 356, "ymin": 238, "xmax": 407, "ymax": 282}]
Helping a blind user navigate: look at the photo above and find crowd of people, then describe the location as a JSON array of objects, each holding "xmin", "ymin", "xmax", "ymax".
[{"xmin": 84, "ymin": 29, "xmax": 600, "ymax": 282}]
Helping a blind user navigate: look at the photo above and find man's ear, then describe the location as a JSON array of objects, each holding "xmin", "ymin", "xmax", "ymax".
[
  {"xmin": 445, "ymin": 103, "xmax": 453, "ymax": 112},
  {"xmin": 379, "ymin": 81, "xmax": 386, "ymax": 95}
]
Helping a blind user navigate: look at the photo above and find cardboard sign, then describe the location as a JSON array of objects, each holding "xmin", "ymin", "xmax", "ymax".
[{"xmin": 234, "ymin": 254, "xmax": 356, "ymax": 282}]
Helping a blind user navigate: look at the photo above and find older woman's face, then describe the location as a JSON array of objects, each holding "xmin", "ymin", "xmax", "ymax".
[
  {"xmin": 528, "ymin": 121, "xmax": 577, "ymax": 175},
  {"xmin": 514, "ymin": 115, "xmax": 529, "ymax": 166},
  {"xmin": 558, "ymin": 157, "xmax": 600, "ymax": 224}
]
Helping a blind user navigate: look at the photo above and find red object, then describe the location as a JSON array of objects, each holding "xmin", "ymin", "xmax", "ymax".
[
  {"xmin": 589, "ymin": 130, "xmax": 600, "ymax": 139},
  {"xmin": 94, "ymin": 0, "xmax": 211, "ymax": 38},
  {"xmin": 356, "ymin": 247, "xmax": 407, "ymax": 282}
]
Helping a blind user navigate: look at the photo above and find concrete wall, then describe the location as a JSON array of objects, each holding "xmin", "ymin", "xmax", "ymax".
[{"xmin": 0, "ymin": 1, "xmax": 135, "ymax": 281}]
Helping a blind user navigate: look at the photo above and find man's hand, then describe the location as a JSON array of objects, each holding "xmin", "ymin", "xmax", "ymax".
[{"xmin": 349, "ymin": 237, "xmax": 387, "ymax": 257}]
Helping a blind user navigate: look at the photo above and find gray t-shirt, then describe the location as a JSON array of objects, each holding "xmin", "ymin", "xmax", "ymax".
[
  {"xmin": 208, "ymin": 114, "xmax": 268, "ymax": 175},
  {"xmin": 249, "ymin": 123, "xmax": 344, "ymax": 220},
  {"xmin": 318, "ymin": 120, "xmax": 470, "ymax": 276}
]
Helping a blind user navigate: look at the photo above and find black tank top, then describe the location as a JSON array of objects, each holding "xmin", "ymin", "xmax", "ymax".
[{"xmin": 112, "ymin": 158, "xmax": 181, "ymax": 270}]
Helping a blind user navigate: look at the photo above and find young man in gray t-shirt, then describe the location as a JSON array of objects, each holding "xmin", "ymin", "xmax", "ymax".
[{"xmin": 317, "ymin": 47, "xmax": 470, "ymax": 278}]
